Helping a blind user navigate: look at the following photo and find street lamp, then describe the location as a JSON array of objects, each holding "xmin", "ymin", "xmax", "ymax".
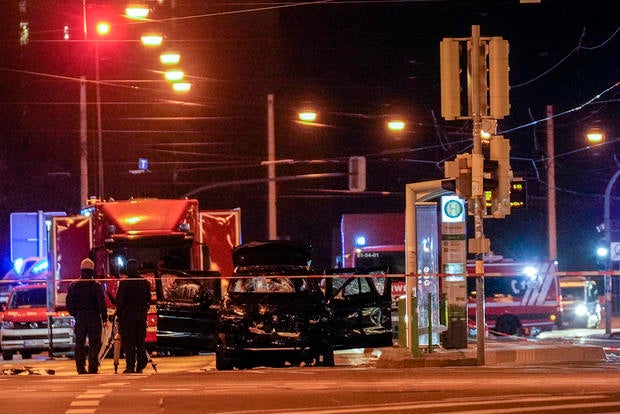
[
  {"xmin": 160, "ymin": 51, "xmax": 181, "ymax": 65},
  {"xmin": 386, "ymin": 118, "xmax": 406, "ymax": 133},
  {"xmin": 586, "ymin": 127, "xmax": 606, "ymax": 144},
  {"xmin": 141, "ymin": 33, "xmax": 164, "ymax": 47},
  {"xmin": 298, "ymin": 110, "xmax": 318, "ymax": 123},
  {"xmin": 125, "ymin": 4, "xmax": 150, "ymax": 20}
]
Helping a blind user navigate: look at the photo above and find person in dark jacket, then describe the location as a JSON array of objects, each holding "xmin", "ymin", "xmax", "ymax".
[
  {"xmin": 66, "ymin": 258, "xmax": 108, "ymax": 374},
  {"xmin": 115, "ymin": 259, "xmax": 151, "ymax": 373}
]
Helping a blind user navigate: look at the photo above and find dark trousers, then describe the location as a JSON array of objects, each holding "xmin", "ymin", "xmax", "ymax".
[
  {"xmin": 74, "ymin": 312, "xmax": 102, "ymax": 374},
  {"xmin": 119, "ymin": 314, "xmax": 148, "ymax": 372}
]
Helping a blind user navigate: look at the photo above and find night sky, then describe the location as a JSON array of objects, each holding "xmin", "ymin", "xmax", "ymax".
[{"xmin": 0, "ymin": 0, "xmax": 618, "ymax": 273}]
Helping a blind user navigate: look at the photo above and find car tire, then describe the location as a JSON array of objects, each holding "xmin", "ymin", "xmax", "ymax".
[
  {"xmin": 3, "ymin": 351, "xmax": 13, "ymax": 360},
  {"xmin": 322, "ymin": 348, "xmax": 335, "ymax": 367},
  {"xmin": 317, "ymin": 343, "xmax": 334, "ymax": 367},
  {"xmin": 494, "ymin": 315, "xmax": 523, "ymax": 337},
  {"xmin": 215, "ymin": 349, "xmax": 234, "ymax": 371}
]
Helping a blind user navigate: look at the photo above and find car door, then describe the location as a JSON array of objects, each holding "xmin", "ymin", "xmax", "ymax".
[
  {"xmin": 327, "ymin": 271, "xmax": 393, "ymax": 350},
  {"xmin": 156, "ymin": 270, "xmax": 220, "ymax": 353}
]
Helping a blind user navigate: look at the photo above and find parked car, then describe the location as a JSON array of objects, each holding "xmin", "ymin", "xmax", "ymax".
[
  {"xmin": 0, "ymin": 284, "xmax": 74, "ymax": 360},
  {"xmin": 559, "ymin": 276, "xmax": 601, "ymax": 329},
  {"xmin": 214, "ymin": 240, "xmax": 392, "ymax": 370}
]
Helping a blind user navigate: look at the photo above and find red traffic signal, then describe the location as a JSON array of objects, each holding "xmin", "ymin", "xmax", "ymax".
[
  {"xmin": 95, "ymin": 21, "xmax": 112, "ymax": 36},
  {"xmin": 86, "ymin": 4, "xmax": 121, "ymax": 39}
]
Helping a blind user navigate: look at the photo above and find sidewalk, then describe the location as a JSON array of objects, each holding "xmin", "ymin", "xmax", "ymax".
[
  {"xmin": 376, "ymin": 340, "xmax": 607, "ymax": 368},
  {"xmin": 375, "ymin": 316, "xmax": 620, "ymax": 368}
]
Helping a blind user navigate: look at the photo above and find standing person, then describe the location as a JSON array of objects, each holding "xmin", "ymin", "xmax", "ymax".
[
  {"xmin": 66, "ymin": 258, "xmax": 108, "ymax": 375},
  {"xmin": 115, "ymin": 259, "xmax": 151, "ymax": 373}
]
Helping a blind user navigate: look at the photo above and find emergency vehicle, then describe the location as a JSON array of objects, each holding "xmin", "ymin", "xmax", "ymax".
[
  {"xmin": 0, "ymin": 284, "xmax": 74, "ymax": 360},
  {"xmin": 349, "ymin": 243, "xmax": 560, "ymax": 338},
  {"xmin": 467, "ymin": 260, "xmax": 561, "ymax": 336},
  {"xmin": 559, "ymin": 276, "xmax": 601, "ymax": 329},
  {"xmin": 47, "ymin": 198, "xmax": 241, "ymax": 351}
]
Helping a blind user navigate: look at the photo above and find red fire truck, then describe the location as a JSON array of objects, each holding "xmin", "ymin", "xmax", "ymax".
[
  {"xmin": 350, "ymin": 243, "xmax": 560, "ymax": 337},
  {"xmin": 467, "ymin": 259, "xmax": 561, "ymax": 336},
  {"xmin": 47, "ymin": 198, "xmax": 241, "ymax": 350}
]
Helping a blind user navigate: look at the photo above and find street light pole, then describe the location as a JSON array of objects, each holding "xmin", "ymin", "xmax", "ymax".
[
  {"xmin": 95, "ymin": 42, "xmax": 104, "ymax": 199},
  {"xmin": 603, "ymin": 169, "xmax": 620, "ymax": 335},
  {"xmin": 80, "ymin": 76, "xmax": 88, "ymax": 205},
  {"xmin": 267, "ymin": 94, "xmax": 277, "ymax": 239}
]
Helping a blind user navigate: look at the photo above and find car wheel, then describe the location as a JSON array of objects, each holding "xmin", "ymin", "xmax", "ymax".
[
  {"xmin": 215, "ymin": 349, "xmax": 234, "ymax": 371},
  {"xmin": 494, "ymin": 315, "xmax": 523, "ymax": 337},
  {"xmin": 3, "ymin": 351, "xmax": 13, "ymax": 360},
  {"xmin": 322, "ymin": 348, "xmax": 335, "ymax": 367}
]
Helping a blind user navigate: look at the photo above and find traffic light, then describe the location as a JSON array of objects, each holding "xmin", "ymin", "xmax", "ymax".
[
  {"xmin": 488, "ymin": 37, "xmax": 510, "ymax": 119},
  {"xmin": 444, "ymin": 153, "xmax": 472, "ymax": 199},
  {"xmin": 348, "ymin": 156, "xmax": 366, "ymax": 192},
  {"xmin": 488, "ymin": 135, "xmax": 512, "ymax": 218},
  {"xmin": 95, "ymin": 21, "xmax": 112, "ymax": 36},
  {"xmin": 440, "ymin": 38, "xmax": 462, "ymax": 120},
  {"xmin": 86, "ymin": 4, "xmax": 122, "ymax": 40}
]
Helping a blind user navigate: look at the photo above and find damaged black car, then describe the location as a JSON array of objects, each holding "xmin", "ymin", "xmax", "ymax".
[{"xmin": 215, "ymin": 240, "xmax": 392, "ymax": 370}]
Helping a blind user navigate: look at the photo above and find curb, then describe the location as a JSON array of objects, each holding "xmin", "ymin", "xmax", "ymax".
[{"xmin": 376, "ymin": 343, "xmax": 607, "ymax": 368}]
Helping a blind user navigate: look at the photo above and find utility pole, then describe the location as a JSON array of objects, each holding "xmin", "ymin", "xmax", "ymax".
[
  {"xmin": 80, "ymin": 76, "xmax": 88, "ymax": 206},
  {"xmin": 470, "ymin": 25, "xmax": 487, "ymax": 366},
  {"xmin": 546, "ymin": 105, "xmax": 557, "ymax": 261}
]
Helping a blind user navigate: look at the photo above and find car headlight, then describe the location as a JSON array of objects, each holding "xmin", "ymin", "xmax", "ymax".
[
  {"xmin": 574, "ymin": 304, "xmax": 588, "ymax": 317},
  {"xmin": 1, "ymin": 321, "xmax": 14, "ymax": 329},
  {"xmin": 52, "ymin": 317, "xmax": 75, "ymax": 328}
]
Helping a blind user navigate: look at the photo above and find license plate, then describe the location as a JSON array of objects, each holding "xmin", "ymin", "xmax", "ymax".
[{"xmin": 24, "ymin": 340, "xmax": 45, "ymax": 346}]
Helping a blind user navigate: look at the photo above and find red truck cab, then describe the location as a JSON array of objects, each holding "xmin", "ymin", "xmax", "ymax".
[{"xmin": 0, "ymin": 284, "xmax": 75, "ymax": 360}]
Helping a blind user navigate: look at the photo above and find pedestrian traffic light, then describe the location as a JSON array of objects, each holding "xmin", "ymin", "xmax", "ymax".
[{"xmin": 348, "ymin": 156, "xmax": 366, "ymax": 192}]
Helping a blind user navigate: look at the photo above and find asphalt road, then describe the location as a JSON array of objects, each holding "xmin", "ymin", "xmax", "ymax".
[{"xmin": 1, "ymin": 348, "xmax": 620, "ymax": 413}]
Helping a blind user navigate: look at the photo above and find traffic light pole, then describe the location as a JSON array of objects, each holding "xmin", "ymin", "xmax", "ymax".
[
  {"xmin": 470, "ymin": 25, "xmax": 486, "ymax": 366},
  {"xmin": 441, "ymin": 25, "xmax": 512, "ymax": 364}
]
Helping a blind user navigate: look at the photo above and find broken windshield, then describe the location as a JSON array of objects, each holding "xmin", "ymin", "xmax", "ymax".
[{"xmin": 229, "ymin": 277, "xmax": 296, "ymax": 293}]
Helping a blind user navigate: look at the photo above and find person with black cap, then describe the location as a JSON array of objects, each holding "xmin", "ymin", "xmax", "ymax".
[
  {"xmin": 115, "ymin": 259, "xmax": 151, "ymax": 373},
  {"xmin": 66, "ymin": 258, "xmax": 108, "ymax": 374}
]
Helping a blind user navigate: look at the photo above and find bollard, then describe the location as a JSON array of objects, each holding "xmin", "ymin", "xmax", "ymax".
[
  {"xmin": 411, "ymin": 296, "xmax": 420, "ymax": 357},
  {"xmin": 427, "ymin": 292, "xmax": 433, "ymax": 353},
  {"xmin": 440, "ymin": 293, "xmax": 448, "ymax": 327},
  {"xmin": 47, "ymin": 314, "xmax": 54, "ymax": 359},
  {"xmin": 398, "ymin": 297, "xmax": 407, "ymax": 348}
]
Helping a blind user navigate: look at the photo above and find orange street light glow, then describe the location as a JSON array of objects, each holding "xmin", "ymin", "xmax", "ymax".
[
  {"xmin": 141, "ymin": 34, "xmax": 163, "ymax": 46},
  {"xmin": 298, "ymin": 111, "xmax": 318, "ymax": 122},
  {"xmin": 172, "ymin": 82, "xmax": 192, "ymax": 92},
  {"xmin": 160, "ymin": 52, "xmax": 181, "ymax": 65},
  {"xmin": 586, "ymin": 127, "xmax": 605, "ymax": 144},
  {"xmin": 125, "ymin": 5, "xmax": 150, "ymax": 19},
  {"xmin": 165, "ymin": 70, "xmax": 184, "ymax": 82},
  {"xmin": 387, "ymin": 120, "xmax": 406, "ymax": 132}
]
